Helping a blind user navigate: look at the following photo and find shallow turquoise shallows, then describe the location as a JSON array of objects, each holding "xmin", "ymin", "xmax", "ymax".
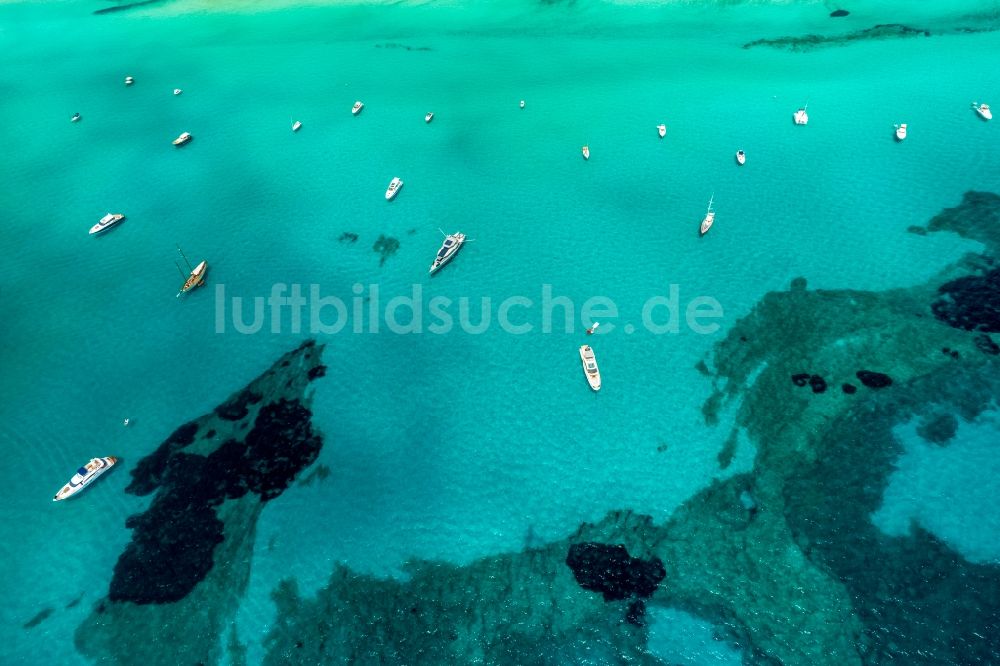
[{"xmin": 2, "ymin": 0, "xmax": 1000, "ymax": 663}]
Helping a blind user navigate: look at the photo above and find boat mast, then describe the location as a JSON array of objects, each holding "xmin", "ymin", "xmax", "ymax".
[
  {"xmin": 176, "ymin": 244, "xmax": 194, "ymax": 272},
  {"xmin": 174, "ymin": 261, "xmax": 187, "ymax": 279},
  {"xmin": 707, "ymin": 194, "xmax": 714, "ymax": 212}
]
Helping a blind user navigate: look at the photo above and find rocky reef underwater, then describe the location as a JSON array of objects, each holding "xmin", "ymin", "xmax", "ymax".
[{"xmin": 70, "ymin": 193, "xmax": 1000, "ymax": 664}]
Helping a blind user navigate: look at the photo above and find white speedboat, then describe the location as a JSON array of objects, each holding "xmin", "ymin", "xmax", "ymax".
[
  {"xmin": 124, "ymin": 76, "xmax": 134, "ymax": 86},
  {"xmin": 657, "ymin": 124, "xmax": 666, "ymax": 138},
  {"xmin": 385, "ymin": 177, "xmax": 403, "ymax": 201},
  {"xmin": 582, "ymin": 145, "xmax": 590, "ymax": 160},
  {"xmin": 793, "ymin": 105, "xmax": 809, "ymax": 125},
  {"xmin": 425, "ymin": 112, "xmax": 434, "ymax": 123},
  {"xmin": 71, "ymin": 113, "xmax": 81, "ymax": 123},
  {"xmin": 973, "ymin": 102, "xmax": 992, "ymax": 120},
  {"xmin": 699, "ymin": 195, "xmax": 715, "ymax": 235},
  {"xmin": 429, "ymin": 231, "xmax": 466, "ymax": 274},
  {"xmin": 352, "ymin": 101, "xmax": 364, "ymax": 115},
  {"xmin": 895, "ymin": 123, "xmax": 907, "ymax": 141},
  {"xmin": 53, "ymin": 457, "xmax": 118, "ymax": 501},
  {"xmin": 89, "ymin": 213, "xmax": 125, "ymax": 235},
  {"xmin": 736, "ymin": 150, "xmax": 746, "ymax": 165},
  {"xmin": 519, "ymin": 100, "xmax": 525, "ymax": 109},
  {"xmin": 172, "ymin": 131, "xmax": 192, "ymax": 146},
  {"xmin": 173, "ymin": 88, "xmax": 182, "ymax": 96},
  {"xmin": 292, "ymin": 120, "xmax": 302, "ymax": 132},
  {"xmin": 579, "ymin": 345, "xmax": 601, "ymax": 391}
]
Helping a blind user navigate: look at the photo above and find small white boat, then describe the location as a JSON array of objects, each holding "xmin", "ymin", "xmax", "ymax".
[
  {"xmin": 385, "ymin": 177, "xmax": 403, "ymax": 201},
  {"xmin": 736, "ymin": 150, "xmax": 746, "ymax": 165},
  {"xmin": 973, "ymin": 102, "xmax": 992, "ymax": 121},
  {"xmin": 292, "ymin": 120, "xmax": 302, "ymax": 132},
  {"xmin": 586, "ymin": 322, "xmax": 600, "ymax": 335},
  {"xmin": 53, "ymin": 457, "xmax": 118, "ymax": 502},
  {"xmin": 172, "ymin": 131, "xmax": 192, "ymax": 146},
  {"xmin": 699, "ymin": 195, "xmax": 715, "ymax": 235},
  {"xmin": 579, "ymin": 345, "xmax": 601, "ymax": 391},
  {"xmin": 519, "ymin": 100, "xmax": 525, "ymax": 109},
  {"xmin": 123, "ymin": 418, "xmax": 130, "ymax": 426},
  {"xmin": 429, "ymin": 231, "xmax": 466, "ymax": 274},
  {"xmin": 894, "ymin": 123, "xmax": 907, "ymax": 141},
  {"xmin": 793, "ymin": 105, "xmax": 809, "ymax": 125},
  {"xmin": 425, "ymin": 112, "xmax": 434, "ymax": 123},
  {"xmin": 71, "ymin": 113, "xmax": 81, "ymax": 123},
  {"xmin": 352, "ymin": 101, "xmax": 364, "ymax": 115},
  {"xmin": 173, "ymin": 88, "xmax": 182, "ymax": 96},
  {"xmin": 657, "ymin": 124, "xmax": 666, "ymax": 138},
  {"xmin": 89, "ymin": 213, "xmax": 125, "ymax": 235},
  {"xmin": 176, "ymin": 246, "xmax": 208, "ymax": 297},
  {"xmin": 124, "ymin": 76, "xmax": 134, "ymax": 86},
  {"xmin": 582, "ymin": 145, "xmax": 590, "ymax": 160}
]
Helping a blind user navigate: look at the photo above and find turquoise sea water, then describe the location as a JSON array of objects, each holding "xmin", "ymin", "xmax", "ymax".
[{"xmin": 3, "ymin": 0, "xmax": 1000, "ymax": 663}]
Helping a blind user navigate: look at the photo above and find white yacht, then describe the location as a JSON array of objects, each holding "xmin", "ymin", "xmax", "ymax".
[
  {"xmin": 582, "ymin": 145, "xmax": 590, "ymax": 160},
  {"xmin": 352, "ymin": 101, "xmax": 364, "ymax": 115},
  {"xmin": 71, "ymin": 113, "xmax": 81, "ymax": 123},
  {"xmin": 973, "ymin": 102, "xmax": 992, "ymax": 120},
  {"xmin": 385, "ymin": 177, "xmax": 403, "ymax": 201},
  {"xmin": 172, "ymin": 131, "xmax": 192, "ymax": 146},
  {"xmin": 895, "ymin": 123, "xmax": 907, "ymax": 141},
  {"xmin": 173, "ymin": 88, "xmax": 183, "ymax": 96},
  {"xmin": 700, "ymin": 195, "xmax": 715, "ymax": 235},
  {"xmin": 429, "ymin": 232, "xmax": 466, "ymax": 274},
  {"xmin": 292, "ymin": 120, "xmax": 302, "ymax": 132},
  {"xmin": 657, "ymin": 124, "xmax": 666, "ymax": 138},
  {"xmin": 736, "ymin": 150, "xmax": 746, "ymax": 165},
  {"xmin": 89, "ymin": 213, "xmax": 125, "ymax": 235},
  {"xmin": 425, "ymin": 112, "xmax": 434, "ymax": 123},
  {"xmin": 519, "ymin": 100, "xmax": 525, "ymax": 109},
  {"xmin": 53, "ymin": 457, "xmax": 118, "ymax": 501},
  {"xmin": 793, "ymin": 105, "xmax": 809, "ymax": 125},
  {"xmin": 579, "ymin": 345, "xmax": 601, "ymax": 391}
]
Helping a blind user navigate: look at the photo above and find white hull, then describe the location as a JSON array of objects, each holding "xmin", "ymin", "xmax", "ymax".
[
  {"xmin": 173, "ymin": 132, "xmax": 192, "ymax": 146},
  {"xmin": 973, "ymin": 103, "xmax": 992, "ymax": 120},
  {"xmin": 90, "ymin": 213, "xmax": 125, "ymax": 235},
  {"xmin": 352, "ymin": 101, "xmax": 364, "ymax": 115},
  {"xmin": 430, "ymin": 232, "xmax": 466, "ymax": 274},
  {"xmin": 736, "ymin": 150, "xmax": 746, "ymax": 165},
  {"xmin": 519, "ymin": 100, "xmax": 525, "ymax": 109},
  {"xmin": 700, "ymin": 196, "xmax": 715, "ymax": 235},
  {"xmin": 793, "ymin": 107, "xmax": 809, "ymax": 125},
  {"xmin": 292, "ymin": 121, "xmax": 302, "ymax": 132},
  {"xmin": 579, "ymin": 345, "xmax": 601, "ymax": 391},
  {"xmin": 657, "ymin": 124, "xmax": 666, "ymax": 138},
  {"xmin": 385, "ymin": 177, "xmax": 403, "ymax": 200},
  {"xmin": 895, "ymin": 124, "xmax": 907, "ymax": 141},
  {"xmin": 425, "ymin": 112, "xmax": 434, "ymax": 123},
  {"xmin": 173, "ymin": 88, "xmax": 182, "ymax": 96},
  {"xmin": 582, "ymin": 146, "xmax": 590, "ymax": 160},
  {"xmin": 53, "ymin": 457, "xmax": 118, "ymax": 501}
]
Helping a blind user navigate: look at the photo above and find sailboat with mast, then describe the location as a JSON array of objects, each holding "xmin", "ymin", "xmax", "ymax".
[
  {"xmin": 699, "ymin": 195, "xmax": 715, "ymax": 235},
  {"xmin": 175, "ymin": 245, "xmax": 208, "ymax": 297}
]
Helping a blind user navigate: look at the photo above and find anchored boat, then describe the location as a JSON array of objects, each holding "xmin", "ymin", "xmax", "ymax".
[
  {"xmin": 699, "ymin": 195, "xmax": 715, "ymax": 235},
  {"xmin": 53, "ymin": 457, "xmax": 118, "ymax": 501},
  {"xmin": 429, "ymin": 231, "xmax": 466, "ymax": 274},
  {"xmin": 579, "ymin": 345, "xmax": 601, "ymax": 391},
  {"xmin": 90, "ymin": 213, "xmax": 125, "ymax": 235},
  {"xmin": 175, "ymin": 245, "xmax": 208, "ymax": 297}
]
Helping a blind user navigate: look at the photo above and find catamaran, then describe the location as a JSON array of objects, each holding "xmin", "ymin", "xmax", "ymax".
[
  {"xmin": 89, "ymin": 213, "xmax": 125, "ymax": 235},
  {"xmin": 385, "ymin": 177, "xmax": 403, "ymax": 200},
  {"xmin": 895, "ymin": 123, "xmax": 907, "ymax": 141},
  {"xmin": 657, "ymin": 124, "xmax": 666, "ymax": 138},
  {"xmin": 175, "ymin": 245, "xmax": 208, "ymax": 297},
  {"xmin": 793, "ymin": 105, "xmax": 809, "ymax": 125},
  {"xmin": 973, "ymin": 102, "xmax": 992, "ymax": 121},
  {"xmin": 429, "ymin": 231, "xmax": 466, "ymax": 274},
  {"xmin": 352, "ymin": 101, "xmax": 364, "ymax": 115},
  {"xmin": 579, "ymin": 345, "xmax": 601, "ymax": 391},
  {"xmin": 700, "ymin": 195, "xmax": 715, "ymax": 235},
  {"xmin": 53, "ymin": 457, "xmax": 118, "ymax": 502}
]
